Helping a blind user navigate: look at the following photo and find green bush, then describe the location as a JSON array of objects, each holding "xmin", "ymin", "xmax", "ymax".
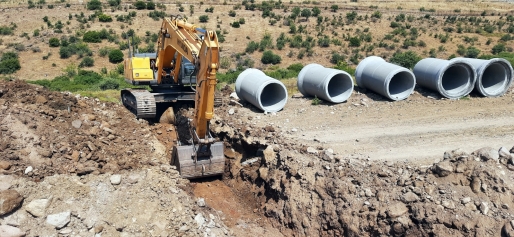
[
  {"xmin": 75, "ymin": 70, "xmax": 102, "ymax": 85},
  {"xmin": 49, "ymin": 37, "xmax": 60, "ymax": 47},
  {"xmin": 231, "ymin": 21, "xmax": 240, "ymax": 28},
  {"xmin": 79, "ymin": 56, "xmax": 95, "ymax": 68},
  {"xmin": 261, "ymin": 50, "xmax": 281, "ymax": 64},
  {"xmin": 245, "ymin": 41, "xmax": 259, "ymax": 53},
  {"xmin": 146, "ymin": 1, "xmax": 155, "ymax": 10},
  {"xmin": 199, "ymin": 15, "xmax": 209, "ymax": 23},
  {"xmin": 390, "ymin": 50, "xmax": 421, "ymax": 69},
  {"xmin": 87, "ymin": 0, "xmax": 102, "ymax": 10},
  {"xmin": 108, "ymin": 49, "xmax": 124, "ymax": 63},
  {"xmin": 98, "ymin": 14, "xmax": 113, "ymax": 22},
  {"xmin": 0, "ymin": 52, "xmax": 21, "ymax": 74},
  {"xmin": 83, "ymin": 31, "xmax": 101, "ymax": 43},
  {"xmin": 134, "ymin": 1, "xmax": 146, "ymax": 10},
  {"xmin": 492, "ymin": 43, "xmax": 506, "ymax": 54},
  {"xmin": 0, "ymin": 26, "xmax": 13, "ymax": 35},
  {"xmin": 349, "ymin": 37, "xmax": 361, "ymax": 47},
  {"xmin": 99, "ymin": 78, "xmax": 120, "ymax": 90}
]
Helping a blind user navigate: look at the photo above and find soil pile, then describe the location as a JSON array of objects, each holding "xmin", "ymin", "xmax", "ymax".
[
  {"xmin": 213, "ymin": 88, "xmax": 514, "ymax": 236},
  {"xmin": 0, "ymin": 80, "xmax": 231, "ymax": 236}
]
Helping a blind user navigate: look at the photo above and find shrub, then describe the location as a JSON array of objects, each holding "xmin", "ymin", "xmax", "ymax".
[
  {"xmin": 49, "ymin": 37, "xmax": 60, "ymax": 47},
  {"xmin": 231, "ymin": 21, "xmax": 240, "ymax": 28},
  {"xmin": 146, "ymin": 2, "xmax": 155, "ymax": 10},
  {"xmin": 83, "ymin": 31, "xmax": 101, "ymax": 43},
  {"xmin": 99, "ymin": 78, "xmax": 120, "ymax": 90},
  {"xmin": 87, "ymin": 0, "xmax": 102, "ymax": 10},
  {"xmin": 261, "ymin": 50, "xmax": 281, "ymax": 64},
  {"xmin": 108, "ymin": 49, "xmax": 124, "ymax": 63},
  {"xmin": 0, "ymin": 52, "xmax": 21, "ymax": 74},
  {"xmin": 98, "ymin": 14, "xmax": 113, "ymax": 22},
  {"xmin": 349, "ymin": 37, "xmax": 361, "ymax": 47},
  {"xmin": 75, "ymin": 70, "xmax": 102, "ymax": 85},
  {"xmin": 245, "ymin": 41, "xmax": 259, "ymax": 53},
  {"xmin": 79, "ymin": 56, "xmax": 95, "ymax": 67},
  {"xmin": 390, "ymin": 50, "xmax": 421, "ymax": 69},
  {"xmin": 134, "ymin": 1, "xmax": 146, "ymax": 10},
  {"xmin": 228, "ymin": 10, "xmax": 236, "ymax": 17},
  {"xmin": 491, "ymin": 43, "xmax": 506, "ymax": 54},
  {"xmin": 199, "ymin": 15, "xmax": 209, "ymax": 23}
]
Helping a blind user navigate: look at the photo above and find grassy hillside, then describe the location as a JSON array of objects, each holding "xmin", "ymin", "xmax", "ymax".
[{"xmin": 0, "ymin": 0, "xmax": 513, "ymax": 86}]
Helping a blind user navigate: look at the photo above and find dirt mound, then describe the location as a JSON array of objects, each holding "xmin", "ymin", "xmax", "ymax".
[
  {"xmin": 212, "ymin": 97, "xmax": 514, "ymax": 236},
  {"xmin": 0, "ymin": 80, "xmax": 167, "ymax": 180}
]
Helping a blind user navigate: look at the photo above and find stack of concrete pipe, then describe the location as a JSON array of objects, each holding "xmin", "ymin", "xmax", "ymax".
[{"xmin": 234, "ymin": 57, "xmax": 513, "ymax": 113}]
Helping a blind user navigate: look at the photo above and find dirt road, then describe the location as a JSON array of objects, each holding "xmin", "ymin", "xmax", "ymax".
[{"xmin": 235, "ymin": 87, "xmax": 514, "ymax": 165}]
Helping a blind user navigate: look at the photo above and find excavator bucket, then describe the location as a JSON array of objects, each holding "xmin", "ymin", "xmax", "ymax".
[{"xmin": 173, "ymin": 142, "xmax": 225, "ymax": 179}]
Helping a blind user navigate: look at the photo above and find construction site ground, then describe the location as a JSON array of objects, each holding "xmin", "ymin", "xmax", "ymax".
[{"xmin": 2, "ymin": 80, "xmax": 514, "ymax": 236}]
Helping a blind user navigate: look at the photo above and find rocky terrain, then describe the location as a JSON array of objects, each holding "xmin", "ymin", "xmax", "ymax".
[{"xmin": 2, "ymin": 80, "xmax": 514, "ymax": 236}]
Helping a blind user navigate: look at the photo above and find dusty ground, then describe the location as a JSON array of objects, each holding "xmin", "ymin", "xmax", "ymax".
[{"xmin": 2, "ymin": 74, "xmax": 514, "ymax": 236}]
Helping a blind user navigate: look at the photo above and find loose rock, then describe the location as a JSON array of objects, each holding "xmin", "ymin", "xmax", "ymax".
[
  {"xmin": 110, "ymin": 175, "xmax": 121, "ymax": 185},
  {"xmin": 0, "ymin": 225, "xmax": 25, "ymax": 237},
  {"xmin": 0, "ymin": 190, "xmax": 23, "ymax": 215},
  {"xmin": 46, "ymin": 211, "xmax": 71, "ymax": 229},
  {"xmin": 25, "ymin": 198, "xmax": 50, "ymax": 217}
]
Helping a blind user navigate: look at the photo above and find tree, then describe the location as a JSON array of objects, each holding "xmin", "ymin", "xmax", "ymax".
[
  {"xmin": 79, "ymin": 56, "xmax": 95, "ymax": 67},
  {"xmin": 390, "ymin": 50, "xmax": 422, "ymax": 69},
  {"xmin": 301, "ymin": 9, "xmax": 311, "ymax": 20},
  {"xmin": 87, "ymin": 0, "xmax": 102, "ymax": 10},
  {"xmin": 261, "ymin": 50, "xmax": 281, "ymax": 64},
  {"xmin": 199, "ymin": 15, "xmax": 209, "ymax": 23},
  {"xmin": 108, "ymin": 49, "xmax": 124, "ymax": 63},
  {"xmin": 49, "ymin": 37, "xmax": 60, "ymax": 47},
  {"xmin": 312, "ymin": 7, "xmax": 321, "ymax": 17},
  {"xmin": 134, "ymin": 1, "xmax": 146, "ymax": 10}
]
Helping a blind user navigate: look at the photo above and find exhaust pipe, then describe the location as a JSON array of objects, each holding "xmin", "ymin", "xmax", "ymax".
[
  {"xmin": 297, "ymin": 63, "xmax": 354, "ymax": 103},
  {"xmin": 235, "ymin": 68, "xmax": 288, "ymax": 112},
  {"xmin": 355, "ymin": 56, "xmax": 416, "ymax": 101},
  {"xmin": 457, "ymin": 58, "xmax": 513, "ymax": 97},
  {"xmin": 413, "ymin": 58, "xmax": 476, "ymax": 99}
]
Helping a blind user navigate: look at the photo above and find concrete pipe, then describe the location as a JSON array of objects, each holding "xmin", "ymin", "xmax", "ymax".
[
  {"xmin": 235, "ymin": 68, "xmax": 288, "ymax": 113},
  {"xmin": 457, "ymin": 58, "xmax": 513, "ymax": 97},
  {"xmin": 413, "ymin": 58, "xmax": 476, "ymax": 99},
  {"xmin": 297, "ymin": 63, "xmax": 354, "ymax": 103},
  {"xmin": 355, "ymin": 56, "xmax": 416, "ymax": 101}
]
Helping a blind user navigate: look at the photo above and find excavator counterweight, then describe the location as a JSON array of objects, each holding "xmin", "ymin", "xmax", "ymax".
[{"xmin": 122, "ymin": 15, "xmax": 225, "ymax": 179}]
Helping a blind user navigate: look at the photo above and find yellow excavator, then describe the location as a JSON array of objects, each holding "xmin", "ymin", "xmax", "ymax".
[{"xmin": 122, "ymin": 15, "xmax": 224, "ymax": 179}]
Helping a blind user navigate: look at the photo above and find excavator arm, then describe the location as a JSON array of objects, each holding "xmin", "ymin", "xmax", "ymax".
[
  {"xmin": 154, "ymin": 16, "xmax": 223, "ymax": 179},
  {"xmin": 155, "ymin": 16, "xmax": 219, "ymax": 142}
]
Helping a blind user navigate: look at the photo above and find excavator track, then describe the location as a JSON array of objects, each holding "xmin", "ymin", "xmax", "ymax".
[{"xmin": 121, "ymin": 89, "xmax": 157, "ymax": 119}]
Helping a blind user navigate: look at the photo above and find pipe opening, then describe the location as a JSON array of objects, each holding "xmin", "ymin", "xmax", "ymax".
[
  {"xmin": 388, "ymin": 71, "xmax": 415, "ymax": 100},
  {"xmin": 481, "ymin": 62, "xmax": 508, "ymax": 94},
  {"xmin": 442, "ymin": 65, "xmax": 471, "ymax": 95},
  {"xmin": 327, "ymin": 73, "xmax": 353, "ymax": 102},
  {"xmin": 260, "ymin": 83, "xmax": 287, "ymax": 112}
]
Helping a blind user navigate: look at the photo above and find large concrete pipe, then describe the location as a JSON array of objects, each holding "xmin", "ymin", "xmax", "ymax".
[
  {"xmin": 235, "ymin": 68, "xmax": 288, "ymax": 112},
  {"xmin": 355, "ymin": 56, "xmax": 416, "ymax": 101},
  {"xmin": 457, "ymin": 58, "xmax": 513, "ymax": 97},
  {"xmin": 413, "ymin": 58, "xmax": 476, "ymax": 99},
  {"xmin": 297, "ymin": 63, "xmax": 354, "ymax": 103}
]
